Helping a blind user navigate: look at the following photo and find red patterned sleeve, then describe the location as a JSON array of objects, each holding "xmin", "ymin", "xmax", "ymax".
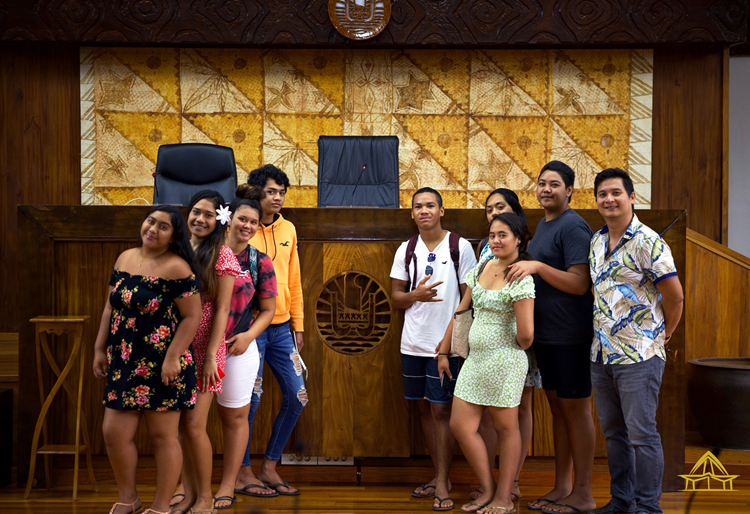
[
  {"xmin": 215, "ymin": 245, "xmax": 241, "ymax": 277},
  {"xmin": 257, "ymin": 253, "xmax": 278, "ymax": 299}
]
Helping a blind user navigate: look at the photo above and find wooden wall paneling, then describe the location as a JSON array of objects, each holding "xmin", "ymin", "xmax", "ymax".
[
  {"xmin": 0, "ymin": 2, "xmax": 746, "ymax": 45},
  {"xmin": 717, "ymin": 259, "xmax": 742, "ymax": 356},
  {"xmin": 340, "ymin": 243, "xmax": 409, "ymax": 458},
  {"xmin": 319, "ymin": 248, "xmax": 356, "ymax": 457},
  {"xmin": 685, "ymin": 246, "xmax": 719, "ymax": 360},
  {"xmin": 531, "ymin": 388, "xmax": 554, "ymax": 457},
  {"xmin": 0, "ymin": 42, "xmax": 81, "ymax": 333},
  {"xmin": 652, "ymin": 44, "xmax": 724, "ymax": 242},
  {"xmin": 292, "ymin": 242, "xmax": 326, "ymax": 457},
  {"xmin": 741, "ymin": 269, "xmax": 750, "ymax": 359}
]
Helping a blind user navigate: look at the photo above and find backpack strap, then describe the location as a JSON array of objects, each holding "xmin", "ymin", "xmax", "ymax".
[
  {"xmin": 449, "ymin": 232, "xmax": 462, "ymax": 294},
  {"xmin": 404, "ymin": 234, "xmax": 419, "ymax": 292},
  {"xmin": 249, "ymin": 246, "xmax": 260, "ymax": 311}
]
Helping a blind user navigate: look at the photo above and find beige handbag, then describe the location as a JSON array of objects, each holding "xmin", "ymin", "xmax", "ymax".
[
  {"xmin": 450, "ymin": 258, "xmax": 492, "ymax": 359},
  {"xmin": 450, "ymin": 308, "xmax": 473, "ymax": 359}
]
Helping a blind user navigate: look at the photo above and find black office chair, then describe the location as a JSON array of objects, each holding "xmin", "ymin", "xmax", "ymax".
[
  {"xmin": 317, "ymin": 136, "xmax": 399, "ymax": 208},
  {"xmin": 153, "ymin": 143, "xmax": 238, "ymax": 205}
]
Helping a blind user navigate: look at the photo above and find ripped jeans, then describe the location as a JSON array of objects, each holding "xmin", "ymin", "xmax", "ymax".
[{"xmin": 242, "ymin": 321, "xmax": 307, "ymax": 464}]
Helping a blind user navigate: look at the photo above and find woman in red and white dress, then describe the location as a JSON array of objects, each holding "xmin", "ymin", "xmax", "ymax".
[{"xmin": 171, "ymin": 190, "xmax": 241, "ymax": 514}]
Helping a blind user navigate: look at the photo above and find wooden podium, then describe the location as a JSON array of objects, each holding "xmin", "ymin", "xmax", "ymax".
[{"xmin": 17, "ymin": 206, "xmax": 687, "ymax": 490}]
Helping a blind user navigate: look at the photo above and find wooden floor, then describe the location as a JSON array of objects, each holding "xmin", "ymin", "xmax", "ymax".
[
  {"xmin": 2, "ymin": 462, "xmax": 748, "ymax": 513},
  {"xmin": 2, "ymin": 334, "xmax": 748, "ymax": 513}
]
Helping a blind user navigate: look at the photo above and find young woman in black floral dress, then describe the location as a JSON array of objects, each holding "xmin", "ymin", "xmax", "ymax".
[{"xmin": 92, "ymin": 205, "xmax": 203, "ymax": 514}]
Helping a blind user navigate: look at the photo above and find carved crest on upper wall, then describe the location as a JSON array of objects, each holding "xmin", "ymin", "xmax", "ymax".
[{"xmin": 329, "ymin": 0, "xmax": 391, "ymax": 40}]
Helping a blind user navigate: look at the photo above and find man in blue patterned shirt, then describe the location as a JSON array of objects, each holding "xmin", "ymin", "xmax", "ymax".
[{"xmin": 587, "ymin": 168, "xmax": 684, "ymax": 514}]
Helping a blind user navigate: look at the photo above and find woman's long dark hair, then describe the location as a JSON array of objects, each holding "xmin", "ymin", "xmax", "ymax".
[
  {"xmin": 486, "ymin": 188, "xmax": 527, "ymax": 225},
  {"xmin": 138, "ymin": 205, "xmax": 202, "ymax": 283},
  {"xmin": 489, "ymin": 212, "xmax": 533, "ymax": 276},
  {"xmin": 229, "ymin": 184, "xmax": 265, "ymax": 220},
  {"xmin": 187, "ymin": 190, "xmax": 226, "ymax": 301}
]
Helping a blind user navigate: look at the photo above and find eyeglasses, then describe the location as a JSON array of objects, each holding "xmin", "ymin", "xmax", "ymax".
[
  {"xmin": 425, "ymin": 253, "xmax": 436, "ymax": 276},
  {"xmin": 265, "ymin": 188, "xmax": 286, "ymax": 197}
]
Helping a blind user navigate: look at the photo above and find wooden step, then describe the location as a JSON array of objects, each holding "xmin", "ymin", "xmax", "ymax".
[{"xmin": 37, "ymin": 444, "xmax": 88, "ymax": 455}]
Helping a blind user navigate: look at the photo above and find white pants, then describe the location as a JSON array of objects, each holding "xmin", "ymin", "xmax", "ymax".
[{"xmin": 216, "ymin": 340, "xmax": 260, "ymax": 408}]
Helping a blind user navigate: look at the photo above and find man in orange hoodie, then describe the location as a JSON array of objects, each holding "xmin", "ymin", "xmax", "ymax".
[{"xmin": 234, "ymin": 164, "xmax": 306, "ymax": 497}]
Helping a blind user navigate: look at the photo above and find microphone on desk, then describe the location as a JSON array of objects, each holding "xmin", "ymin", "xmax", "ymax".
[{"xmin": 349, "ymin": 164, "xmax": 367, "ymax": 207}]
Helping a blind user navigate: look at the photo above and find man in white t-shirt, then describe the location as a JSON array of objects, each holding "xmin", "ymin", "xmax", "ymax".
[{"xmin": 390, "ymin": 187, "xmax": 477, "ymax": 511}]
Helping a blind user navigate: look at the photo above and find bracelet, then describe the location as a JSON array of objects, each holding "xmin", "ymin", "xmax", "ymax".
[
  {"xmin": 437, "ymin": 352, "xmax": 451, "ymax": 356},
  {"xmin": 664, "ymin": 335, "xmax": 672, "ymax": 341}
]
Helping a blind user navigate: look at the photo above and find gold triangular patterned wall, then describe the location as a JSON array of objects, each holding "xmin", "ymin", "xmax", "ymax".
[{"xmin": 81, "ymin": 48, "xmax": 653, "ymax": 209}]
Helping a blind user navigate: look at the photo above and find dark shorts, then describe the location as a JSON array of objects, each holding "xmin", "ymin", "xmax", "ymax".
[
  {"xmin": 534, "ymin": 341, "xmax": 592, "ymax": 399},
  {"xmin": 402, "ymin": 354, "xmax": 460, "ymax": 404}
]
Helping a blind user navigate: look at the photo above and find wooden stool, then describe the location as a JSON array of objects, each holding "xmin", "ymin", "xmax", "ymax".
[{"xmin": 24, "ymin": 316, "xmax": 98, "ymax": 501}]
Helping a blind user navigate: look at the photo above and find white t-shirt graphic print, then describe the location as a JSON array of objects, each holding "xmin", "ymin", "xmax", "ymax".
[{"xmin": 390, "ymin": 232, "xmax": 477, "ymax": 357}]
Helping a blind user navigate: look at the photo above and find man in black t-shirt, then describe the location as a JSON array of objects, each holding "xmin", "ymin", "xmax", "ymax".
[{"xmin": 506, "ymin": 161, "xmax": 596, "ymax": 514}]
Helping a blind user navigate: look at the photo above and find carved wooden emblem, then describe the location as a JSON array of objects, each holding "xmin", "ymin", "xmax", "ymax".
[
  {"xmin": 316, "ymin": 271, "xmax": 391, "ymax": 355},
  {"xmin": 329, "ymin": 0, "xmax": 391, "ymax": 41}
]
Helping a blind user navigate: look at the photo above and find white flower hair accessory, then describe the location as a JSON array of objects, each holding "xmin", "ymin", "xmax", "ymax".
[{"xmin": 216, "ymin": 205, "xmax": 232, "ymax": 225}]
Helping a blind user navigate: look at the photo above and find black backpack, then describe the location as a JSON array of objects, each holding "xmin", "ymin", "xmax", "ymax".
[{"xmin": 404, "ymin": 232, "xmax": 462, "ymax": 295}]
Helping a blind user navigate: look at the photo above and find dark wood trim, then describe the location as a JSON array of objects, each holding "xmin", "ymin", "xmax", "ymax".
[
  {"xmin": 17, "ymin": 204, "xmax": 686, "ymax": 242},
  {"xmin": 0, "ymin": 1, "xmax": 746, "ymax": 46}
]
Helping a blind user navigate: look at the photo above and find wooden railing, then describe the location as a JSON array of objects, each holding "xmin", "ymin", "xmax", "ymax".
[
  {"xmin": 686, "ymin": 229, "xmax": 750, "ymax": 360},
  {"xmin": 687, "ymin": 229, "xmax": 750, "ymax": 271}
]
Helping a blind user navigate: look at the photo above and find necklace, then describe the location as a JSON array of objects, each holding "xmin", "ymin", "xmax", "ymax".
[{"xmin": 139, "ymin": 248, "xmax": 168, "ymax": 268}]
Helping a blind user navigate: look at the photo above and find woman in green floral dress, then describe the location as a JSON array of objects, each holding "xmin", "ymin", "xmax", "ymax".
[
  {"xmin": 92, "ymin": 206, "xmax": 202, "ymax": 514},
  {"xmin": 437, "ymin": 213, "xmax": 535, "ymax": 514}
]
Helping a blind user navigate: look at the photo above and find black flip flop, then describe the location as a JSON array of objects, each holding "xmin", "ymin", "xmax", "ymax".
[
  {"xmin": 170, "ymin": 492, "xmax": 186, "ymax": 508},
  {"xmin": 213, "ymin": 495, "xmax": 237, "ymax": 510},
  {"xmin": 528, "ymin": 498, "xmax": 556, "ymax": 511},
  {"xmin": 234, "ymin": 483, "xmax": 279, "ymax": 497},
  {"xmin": 265, "ymin": 480, "xmax": 301, "ymax": 496},
  {"xmin": 412, "ymin": 483, "xmax": 437, "ymax": 498},
  {"xmin": 433, "ymin": 496, "xmax": 454, "ymax": 511}
]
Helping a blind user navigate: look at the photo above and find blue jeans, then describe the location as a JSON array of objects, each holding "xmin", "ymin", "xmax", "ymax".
[
  {"xmin": 242, "ymin": 321, "xmax": 307, "ymax": 464},
  {"xmin": 590, "ymin": 357, "xmax": 665, "ymax": 514}
]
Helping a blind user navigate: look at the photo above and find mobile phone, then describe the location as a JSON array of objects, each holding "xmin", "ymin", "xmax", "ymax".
[{"xmin": 440, "ymin": 373, "xmax": 453, "ymax": 398}]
